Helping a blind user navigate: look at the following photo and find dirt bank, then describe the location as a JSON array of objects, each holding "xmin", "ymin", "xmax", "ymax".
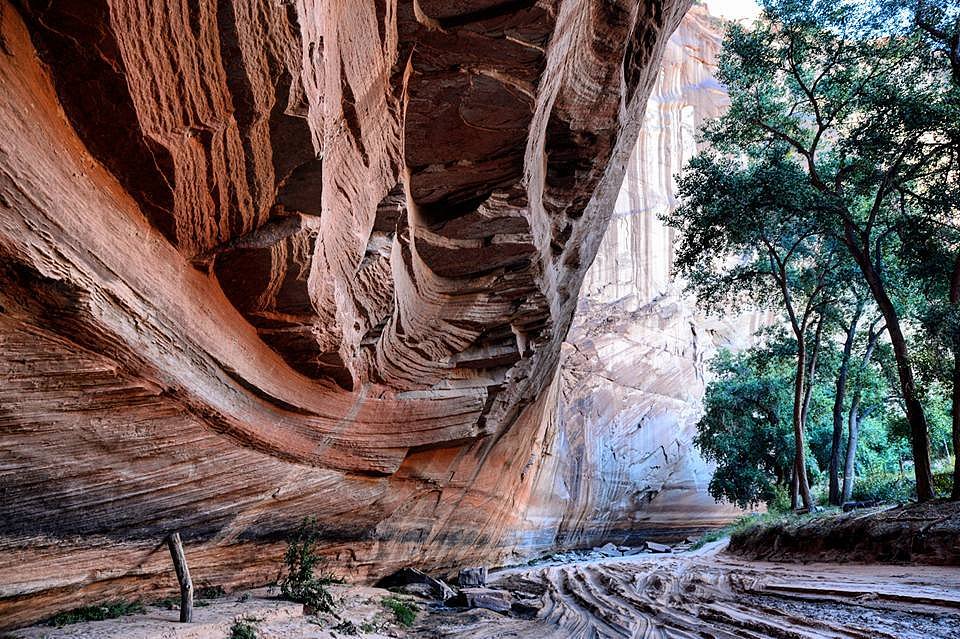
[{"xmin": 728, "ymin": 501, "xmax": 960, "ymax": 565}]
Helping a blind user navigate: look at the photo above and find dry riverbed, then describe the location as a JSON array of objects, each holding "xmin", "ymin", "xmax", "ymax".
[{"xmin": 9, "ymin": 542, "xmax": 960, "ymax": 638}]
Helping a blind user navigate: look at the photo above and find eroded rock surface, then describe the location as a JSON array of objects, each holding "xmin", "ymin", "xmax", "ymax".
[
  {"xmin": 0, "ymin": 0, "xmax": 691, "ymax": 628},
  {"xmin": 417, "ymin": 546, "xmax": 960, "ymax": 638},
  {"xmin": 509, "ymin": 5, "xmax": 756, "ymax": 555}
]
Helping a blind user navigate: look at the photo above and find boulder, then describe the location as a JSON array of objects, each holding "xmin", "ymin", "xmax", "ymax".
[
  {"xmin": 593, "ymin": 543, "xmax": 621, "ymax": 557},
  {"xmin": 452, "ymin": 588, "xmax": 513, "ymax": 613},
  {"xmin": 458, "ymin": 567, "xmax": 488, "ymax": 588},
  {"xmin": 376, "ymin": 568, "xmax": 455, "ymax": 602},
  {"xmin": 511, "ymin": 591, "xmax": 544, "ymax": 617},
  {"xmin": 397, "ymin": 583, "xmax": 437, "ymax": 600},
  {"xmin": 643, "ymin": 542, "xmax": 673, "ymax": 554}
]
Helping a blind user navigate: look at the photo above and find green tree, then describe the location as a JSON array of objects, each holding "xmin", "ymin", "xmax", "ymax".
[
  {"xmin": 693, "ymin": 0, "xmax": 959, "ymax": 500},
  {"xmin": 665, "ymin": 134, "xmax": 842, "ymax": 510},
  {"xmin": 841, "ymin": 317, "xmax": 889, "ymax": 503},
  {"xmin": 695, "ymin": 347, "xmax": 796, "ymax": 509}
]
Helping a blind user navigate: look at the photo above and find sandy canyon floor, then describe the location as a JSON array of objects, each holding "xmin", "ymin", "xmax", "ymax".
[{"xmin": 10, "ymin": 541, "xmax": 960, "ymax": 639}]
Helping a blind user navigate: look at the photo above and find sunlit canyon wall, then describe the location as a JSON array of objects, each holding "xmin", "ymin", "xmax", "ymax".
[
  {"xmin": 0, "ymin": 0, "xmax": 695, "ymax": 628},
  {"xmin": 513, "ymin": 4, "xmax": 758, "ymax": 553}
]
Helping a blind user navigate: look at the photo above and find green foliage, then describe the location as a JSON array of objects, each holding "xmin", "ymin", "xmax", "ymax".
[
  {"xmin": 692, "ymin": 511, "xmax": 810, "ymax": 549},
  {"xmin": 228, "ymin": 616, "xmax": 262, "ymax": 639},
  {"xmin": 851, "ymin": 473, "xmax": 915, "ymax": 503},
  {"xmin": 694, "ymin": 342, "xmax": 799, "ymax": 508},
  {"xmin": 382, "ymin": 597, "xmax": 417, "ymax": 627},
  {"xmin": 767, "ymin": 485, "xmax": 793, "ymax": 514},
  {"xmin": 279, "ymin": 517, "xmax": 343, "ymax": 615},
  {"xmin": 678, "ymin": 0, "xmax": 959, "ymax": 508},
  {"xmin": 46, "ymin": 601, "xmax": 145, "ymax": 627},
  {"xmin": 934, "ymin": 471, "xmax": 955, "ymax": 495}
]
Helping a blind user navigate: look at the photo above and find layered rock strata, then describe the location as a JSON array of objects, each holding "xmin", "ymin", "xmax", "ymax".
[
  {"xmin": 512, "ymin": 5, "xmax": 754, "ymax": 553},
  {"xmin": 0, "ymin": 0, "xmax": 690, "ymax": 628}
]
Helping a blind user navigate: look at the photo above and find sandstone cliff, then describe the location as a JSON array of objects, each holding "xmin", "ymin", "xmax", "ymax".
[
  {"xmin": 514, "ymin": 5, "xmax": 758, "ymax": 554},
  {"xmin": 0, "ymin": 0, "xmax": 691, "ymax": 627}
]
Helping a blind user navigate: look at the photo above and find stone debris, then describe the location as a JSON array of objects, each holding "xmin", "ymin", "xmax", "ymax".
[
  {"xmin": 458, "ymin": 568, "xmax": 488, "ymax": 588},
  {"xmin": 593, "ymin": 543, "xmax": 621, "ymax": 557},
  {"xmin": 376, "ymin": 568, "xmax": 455, "ymax": 602},
  {"xmin": 451, "ymin": 588, "xmax": 513, "ymax": 614}
]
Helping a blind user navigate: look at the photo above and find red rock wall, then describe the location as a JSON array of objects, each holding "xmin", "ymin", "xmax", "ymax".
[{"xmin": 0, "ymin": 0, "xmax": 690, "ymax": 628}]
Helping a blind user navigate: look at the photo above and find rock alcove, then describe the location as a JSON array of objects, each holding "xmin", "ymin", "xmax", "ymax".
[{"xmin": 0, "ymin": 0, "xmax": 753, "ymax": 627}]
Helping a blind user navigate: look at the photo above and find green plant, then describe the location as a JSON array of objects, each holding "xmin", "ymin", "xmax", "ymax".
[
  {"xmin": 279, "ymin": 517, "xmax": 343, "ymax": 615},
  {"xmin": 332, "ymin": 619, "xmax": 360, "ymax": 635},
  {"xmin": 382, "ymin": 596, "xmax": 416, "ymax": 627},
  {"xmin": 691, "ymin": 511, "xmax": 813, "ymax": 550},
  {"xmin": 767, "ymin": 485, "xmax": 793, "ymax": 515},
  {"xmin": 46, "ymin": 601, "xmax": 146, "ymax": 627},
  {"xmin": 196, "ymin": 585, "xmax": 227, "ymax": 600},
  {"xmin": 851, "ymin": 473, "xmax": 915, "ymax": 503},
  {"xmin": 933, "ymin": 471, "xmax": 954, "ymax": 496},
  {"xmin": 228, "ymin": 616, "xmax": 261, "ymax": 639}
]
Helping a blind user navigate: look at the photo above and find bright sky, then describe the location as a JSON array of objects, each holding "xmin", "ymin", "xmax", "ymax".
[{"xmin": 705, "ymin": 0, "xmax": 762, "ymax": 21}]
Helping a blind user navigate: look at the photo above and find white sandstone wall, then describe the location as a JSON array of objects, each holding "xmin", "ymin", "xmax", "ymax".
[{"xmin": 516, "ymin": 5, "xmax": 764, "ymax": 553}]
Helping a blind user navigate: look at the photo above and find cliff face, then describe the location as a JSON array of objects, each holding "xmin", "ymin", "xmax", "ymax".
[
  {"xmin": 0, "ymin": 0, "xmax": 691, "ymax": 627},
  {"xmin": 512, "ymin": 5, "xmax": 757, "ymax": 553}
]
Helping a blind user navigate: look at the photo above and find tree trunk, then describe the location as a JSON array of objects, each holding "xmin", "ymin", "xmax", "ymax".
[
  {"xmin": 166, "ymin": 532, "xmax": 193, "ymax": 623},
  {"xmin": 842, "ymin": 319, "xmax": 884, "ymax": 504},
  {"xmin": 830, "ymin": 308, "xmax": 861, "ymax": 505},
  {"xmin": 951, "ymin": 255, "xmax": 960, "ymax": 500},
  {"xmin": 842, "ymin": 404, "xmax": 860, "ymax": 504},
  {"xmin": 793, "ymin": 333, "xmax": 814, "ymax": 510},
  {"xmin": 952, "ymin": 333, "xmax": 960, "ymax": 500},
  {"xmin": 843, "ymin": 221, "xmax": 935, "ymax": 502},
  {"xmin": 790, "ymin": 465, "xmax": 799, "ymax": 510},
  {"xmin": 801, "ymin": 318, "xmax": 824, "ymax": 428}
]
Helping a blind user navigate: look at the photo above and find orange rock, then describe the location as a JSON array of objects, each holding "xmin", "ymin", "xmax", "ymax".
[{"xmin": 0, "ymin": 0, "xmax": 691, "ymax": 628}]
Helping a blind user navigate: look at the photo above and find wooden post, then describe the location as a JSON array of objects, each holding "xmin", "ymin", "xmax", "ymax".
[{"xmin": 166, "ymin": 532, "xmax": 193, "ymax": 623}]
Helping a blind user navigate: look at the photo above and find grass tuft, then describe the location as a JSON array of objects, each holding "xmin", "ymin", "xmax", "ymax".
[
  {"xmin": 382, "ymin": 596, "xmax": 417, "ymax": 626},
  {"xmin": 228, "ymin": 616, "xmax": 262, "ymax": 639},
  {"xmin": 46, "ymin": 601, "xmax": 146, "ymax": 627}
]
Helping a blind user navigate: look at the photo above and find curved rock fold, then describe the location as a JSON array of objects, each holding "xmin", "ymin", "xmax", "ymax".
[{"xmin": 0, "ymin": 0, "xmax": 691, "ymax": 627}]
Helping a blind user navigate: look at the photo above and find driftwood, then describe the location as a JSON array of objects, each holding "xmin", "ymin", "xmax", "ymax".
[{"xmin": 166, "ymin": 532, "xmax": 193, "ymax": 622}]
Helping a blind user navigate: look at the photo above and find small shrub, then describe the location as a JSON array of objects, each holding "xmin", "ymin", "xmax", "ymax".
[
  {"xmin": 382, "ymin": 597, "xmax": 416, "ymax": 627},
  {"xmin": 851, "ymin": 474, "xmax": 914, "ymax": 503},
  {"xmin": 767, "ymin": 485, "xmax": 792, "ymax": 514},
  {"xmin": 156, "ymin": 596, "xmax": 180, "ymax": 610},
  {"xmin": 933, "ymin": 471, "xmax": 954, "ymax": 497},
  {"xmin": 196, "ymin": 585, "xmax": 227, "ymax": 600},
  {"xmin": 46, "ymin": 601, "xmax": 145, "ymax": 627},
  {"xmin": 279, "ymin": 517, "xmax": 343, "ymax": 615},
  {"xmin": 228, "ymin": 616, "xmax": 261, "ymax": 639},
  {"xmin": 332, "ymin": 619, "xmax": 360, "ymax": 635}
]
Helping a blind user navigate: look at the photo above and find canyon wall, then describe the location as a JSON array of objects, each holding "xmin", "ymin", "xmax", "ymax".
[
  {"xmin": 513, "ymin": 5, "xmax": 756, "ymax": 554},
  {"xmin": 0, "ymin": 0, "xmax": 691, "ymax": 628}
]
